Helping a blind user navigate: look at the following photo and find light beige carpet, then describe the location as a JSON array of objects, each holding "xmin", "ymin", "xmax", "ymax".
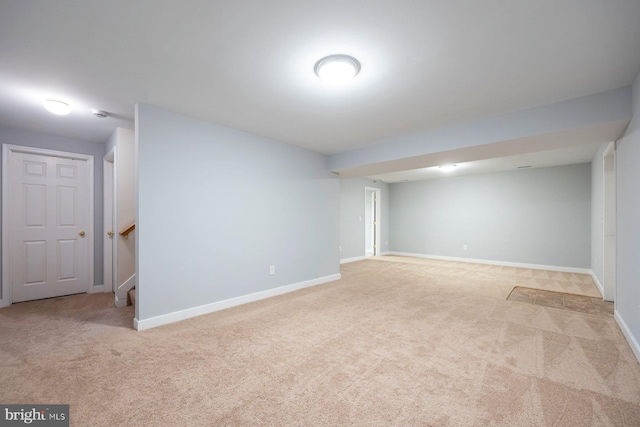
[{"xmin": 1, "ymin": 256, "xmax": 639, "ymax": 426}]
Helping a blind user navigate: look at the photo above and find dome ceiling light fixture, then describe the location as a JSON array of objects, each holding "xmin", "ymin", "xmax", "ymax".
[
  {"xmin": 314, "ymin": 54, "xmax": 361, "ymax": 85},
  {"xmin": 44, "ymin": 99, "xmax": 71, "ymax": 115}
]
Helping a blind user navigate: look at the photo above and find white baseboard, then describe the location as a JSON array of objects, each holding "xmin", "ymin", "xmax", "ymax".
[
  {"xmin": 614, "ymin": 310, "xmax": 640, "ymax": 364},
  {"xmin": 340, "ymin": 253, "xmax": 391, "ymax": 264},
  {"xmin": 88, "ymin": 285, "xmax": 104, "ymax": 294},
  {"xmin": 134, "ymin": 273, "xmax": 341, "ymax": 331},
  {"xmin": 387, "ymin": 251, "xmax": 592, "ymax": 274},
  {"xmin": 590, "ymin": 272, "xmax": 604, "ymax": 298},
  {"xmin": 0, "ymin": 298, "xmax": 7, "ymax": 308},
  {"xmin": 340, "ymin": 256, "xmax": 365, "ymax": 264}
]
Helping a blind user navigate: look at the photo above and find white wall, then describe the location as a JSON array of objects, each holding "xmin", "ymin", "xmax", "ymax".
[
  {"xmin": 135, "ymin": 104, "xmax": 339, "ymax": 324},
  {"xmin": 0, "ymin": 125, "xmax": 105, "ymax": 300},
  {"xmin": 339, "ymin": 178, "xmax": 389, "ymax": 262},
  {"xmin": 615, "ymin": 71, "xmax": 640, "ymax": 360},
  {"xmin": 389, "ymin": 164, "xmax": 591, "ymax": 269},
  {"xmin": 106, "ymin": 128, "xmax": 136, "ymax": 289}
]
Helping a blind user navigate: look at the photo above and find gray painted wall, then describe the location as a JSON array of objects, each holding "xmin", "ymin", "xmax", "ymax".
[
  {"xmin": 339, "ymin": 178, "xmax": 389, "ymax": 261},
  {"xmin": 136, "ymin": 103, "xmax": 339, "ymax": 321},
  {"xmin": 590, "ymin": 143, "xmax": 607, "ymax": 287},
  {"xmin": 0, "ymin": 125, "xmax": 105, "ymax": 300},
  {"xmin": 616, "ymin": 71, "xmax": 640, "ymax": 352},
  {"xmin": 389, "ymin": 164, "xmax": 591, "ymax": 268}
]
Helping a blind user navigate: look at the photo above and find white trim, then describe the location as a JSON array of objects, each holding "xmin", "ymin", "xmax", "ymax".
[
  {"xmin": 340, "ymin": 256, "xmax": 366, "ymax": 264},
  {"xmin": 103, "ymin": 147, "xmax": 116, "ymax": 293},
  {"xmin": 1, "ymin": 145, "xmax": 10, "ymax": 306},
  {"xmin": 591, "ymin": 271, "xmax": 604, "ymax": 298},
  {"xmin": 614, "ymin": 310, "xmax": 640, "ymax": 364},
  {"xmin": 380, "ymin": 251, "xmax": 391, "ymax": 256},
  {"xmin": 387, "ymin": 251, "xmax": 592, "ymax": 274},
  {"xmin": 0, "ymin": 298, "xmax": 7, "ymax": 308},
  {"xmin": 2, "ymin": 144, "xmax": 94, "ymax": 306},
  {"xmin": 364, "ymin": 187, "xmax": 381, "ymax": 256},
  {"xmin": 134, "ymin": 273, "xmax": 341, "ymax": 331},
  {"xmin": 88, "ymin": 285, "xmax": 104, "ymax": 294}
]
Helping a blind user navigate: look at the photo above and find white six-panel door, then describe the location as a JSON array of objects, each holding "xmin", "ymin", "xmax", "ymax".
[{"xmin": 9, "ymin": 151, "xmax": 90, "ymax": 302}]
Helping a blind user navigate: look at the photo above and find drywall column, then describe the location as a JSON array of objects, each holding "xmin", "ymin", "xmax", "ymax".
[{"xmin": 615, "ymin": 71, "xmax": 640, "ymax": 362}]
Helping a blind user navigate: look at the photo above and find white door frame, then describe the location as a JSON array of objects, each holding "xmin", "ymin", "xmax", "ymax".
[
  {"xmin": 602, "ymin": 141, "xmax": 616, "ymax": 303},
  {"xmin": 2, "ymin": 144, "xmax": 94, "ymax": 307},
  {"xmin": 103, "ymin": 147, "xmax": 117, "ymax": 293},
  {"xmin": 364, "ymin": 187, "xmax": 381, "ymax": 257}
]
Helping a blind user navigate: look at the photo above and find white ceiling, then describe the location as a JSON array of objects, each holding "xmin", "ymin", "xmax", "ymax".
[{"xmin": 1, "ymin": 1, "xmax": 639, "ymax": 157}]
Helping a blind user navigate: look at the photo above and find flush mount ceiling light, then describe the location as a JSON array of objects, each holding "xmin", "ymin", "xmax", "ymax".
[
  {"xmin": 44, "ymin": 99, "xmax": 71, "ymax": 115},
  {"xmin": 314, "ymin": 54, "xmax": 361, "ymax": 85},
  {"xmin": 438, "ymin": 164, "xmax": 457, "ymax": 172}
]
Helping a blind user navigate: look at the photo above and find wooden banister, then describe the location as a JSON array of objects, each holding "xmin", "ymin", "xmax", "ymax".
[{"xmin": 119, "ymin": 223, "xmax": 135, "ymax": 239}]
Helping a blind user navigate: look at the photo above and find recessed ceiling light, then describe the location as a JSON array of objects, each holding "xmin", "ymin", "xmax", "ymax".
[
  {"xmin": 438, "ymin": 164, "xmax": 457, "ymax": 172},
  {"xmin": 44, "ymin": 99, "xmax": 71, "ymax": 115},
  {"xmin": 314, "ymin": 54, "xmax": 361, "ymax": 85}
]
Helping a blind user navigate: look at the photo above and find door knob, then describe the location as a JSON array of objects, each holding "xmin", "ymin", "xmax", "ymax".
[
  {"xmin": 107, "ymin": 231, "xmax": 114, "ymax": 237},
  {"xmin": 79, "ymin": 231, "xmax": 85, "ymax": 237}
]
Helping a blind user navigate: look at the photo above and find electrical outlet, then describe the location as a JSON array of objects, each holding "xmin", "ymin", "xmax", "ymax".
[
  {"xmin": 269, "ymin": 265, "xmax": 275, "ymax": 276},
  {"xmin": 463, "ymin": 244, "xmax": 468, "ymax": 251},
  {"xmin": 339, "ymin": 246, "xmax": 342, "ymax": 252}
]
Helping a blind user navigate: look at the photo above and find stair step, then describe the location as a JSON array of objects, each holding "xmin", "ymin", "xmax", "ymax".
[{"xmin": 127, "ymin": 288, "xmax": 136, "ymax": 306}]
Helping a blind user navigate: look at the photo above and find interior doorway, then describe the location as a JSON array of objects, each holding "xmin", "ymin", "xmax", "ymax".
[
  {"xmin": 103, "ymin": 148, "xmax": 116, "ymax": 293},
  {"xmin": 364, "ymin": 187, "xmax": 381, "ymax": 257},
  {"xmin": 602, "ymin": 142, "xmax": 616, "ymax": 302},
  {"xmin": 2, "ymin": 144, "xmax": 94, "ymax": 305}
]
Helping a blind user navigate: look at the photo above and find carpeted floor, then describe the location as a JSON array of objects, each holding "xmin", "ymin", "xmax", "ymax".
[{"xmin": 1, "ymin": 256, "xmax": 639, "ymax": 426}]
